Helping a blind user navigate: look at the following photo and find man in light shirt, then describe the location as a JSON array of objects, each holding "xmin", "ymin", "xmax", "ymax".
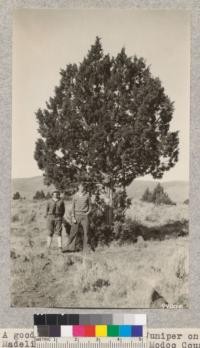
[{"xmin": 62, "ymin": 184, "xmax": 91, "ymax": 252}]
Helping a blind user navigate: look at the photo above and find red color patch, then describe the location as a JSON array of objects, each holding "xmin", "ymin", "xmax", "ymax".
[{"xmin": 84, "ymin": 326, "xmax": 95, "ymax": 337}]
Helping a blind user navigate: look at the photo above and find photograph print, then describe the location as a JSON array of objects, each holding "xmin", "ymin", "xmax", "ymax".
[{"xmin": 11, "ymin": 9, "xmax": 190, "ymax": 308}]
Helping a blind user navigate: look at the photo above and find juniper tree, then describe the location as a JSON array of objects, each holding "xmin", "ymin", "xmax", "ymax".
[
  {"xmin": 34, "ymin": 37, "xmax": 179, "ymax": 222},
  {"xmin": 33, "ymin": 190, "xmax": 46, "ymax": 200},
  {"xmin": 142, "ymin": 187, "xmax": 152, "ymax": 203},
  {"xmin": 152, "ymin": 183, "xmax": 175, "ymax": 206}
]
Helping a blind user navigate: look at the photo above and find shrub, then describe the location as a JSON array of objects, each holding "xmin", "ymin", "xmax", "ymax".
[
  {"xmin": 113, "ymin": 190, "xmax": 131, "ymax": 222},
  {"xmin": 114, "ymin": 218, "xmax": 139, "ymax": 244},
  {"xmin": 114, "ymin": 218, "xmax": 188, "ymax": 245},
  {"xmin": 184, "ymin": 199, "xmax": 189, "ymax": 205},
  {"xmin": 89, "ymin": 199, "xmax": 114, "ymax": 249},
  {"xmin": 88, "ymin": 190, "xmax": 131, "ymax": 249},
  {"xmin": 33, "ymin": 190, "xmax": 46, "ymax": 200},
  {"xmin": 13, "ymin": 192, "xmax": 21, "ymax": 200}
]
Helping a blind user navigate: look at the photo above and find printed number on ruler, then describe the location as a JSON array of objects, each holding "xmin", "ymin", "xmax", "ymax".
[{"xmin": 36, "ymin": 337, "xmax": 146, "ymax": 348}]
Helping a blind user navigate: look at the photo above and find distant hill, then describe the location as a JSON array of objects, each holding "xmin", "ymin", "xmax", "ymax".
[
  {"xmin": 12, "ymin": 176, "xmax": 189, "ymax": 203},
  {"xmin": 12, "ymin": 176, "xmax": 55, "ymax": 199}
]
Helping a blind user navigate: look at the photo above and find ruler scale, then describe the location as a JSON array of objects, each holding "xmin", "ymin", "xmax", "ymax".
[{"xmin": 36, "ymin": 338, "xmax": 146, "ymax": 348}]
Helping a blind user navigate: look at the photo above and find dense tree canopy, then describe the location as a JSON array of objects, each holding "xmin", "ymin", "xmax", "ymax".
[{"xmin": 34, "ymin": 37, "xmax": 179, "ymax": 195}]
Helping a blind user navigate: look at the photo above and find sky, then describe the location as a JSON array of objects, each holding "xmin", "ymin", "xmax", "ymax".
[{"xmin": 12, "ymin": 9, "xmax": 190, "ymax": 181}]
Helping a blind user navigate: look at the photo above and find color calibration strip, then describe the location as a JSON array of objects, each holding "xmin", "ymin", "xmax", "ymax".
[
  {"xmin": 35, "ymin": 324, "xmax": 143, "ymax": 338},
  {"xmin": 34, "ymin": 314, "xmax": 146, "ymax": 338},
  {"xmin": 34, "ymin": 314, "xmax": 146, "ymax": 326}
]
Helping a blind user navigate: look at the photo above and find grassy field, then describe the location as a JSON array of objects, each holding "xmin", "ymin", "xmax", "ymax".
[{"xmin": 11, "ymin": 198, "xmax": 189, "ymax": 308}]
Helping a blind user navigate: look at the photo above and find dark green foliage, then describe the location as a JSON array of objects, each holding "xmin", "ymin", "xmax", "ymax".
[
  {"xmin": 35, "ymin": 36, "xmax": 179, "ymax": 193},
  {"xmin": 152, "ymin": 183, "xmax": 175, "ymax": 205},
  {"xmin": 89, "ymin": 197, "xmax": 115, "ymax": 248},
  {"xmin": 89, "ymin": 216, "xmax": 188, "ymax": 249},
  {"xmin": 142, "ymin": 183, "xmax": 175, "ymax": 205},
  {"xmin": 88, "ymin": 190, "xmax": 131, "ymax": 248},
  {"xmin": 33, "ymin": 190, "xmax": 46, "ymax": 200},
  {"xmin": 114, "ymin": 218, "xmax": 188, "ymax": 245},
  {"xmin": 113, "ymin": 190, "xmax": 132, "ymax": 221},
  {"xmin": 34, "ymin": 36, "xmax": 179, "ymax": 228},
  {"xmin": 13, "ymin": 192, "xmax": 21, "ymax": 200},
  {"xmin": 142, "ymin": 187, "xmax": 153, "ymax": 203}
]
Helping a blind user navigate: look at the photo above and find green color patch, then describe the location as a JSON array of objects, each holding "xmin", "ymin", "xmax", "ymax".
[{"xmin": 107, "ymin": 325, "xmax": 119, "ymax": 337}]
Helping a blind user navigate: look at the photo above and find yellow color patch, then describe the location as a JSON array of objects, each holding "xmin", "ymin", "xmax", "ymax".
[{"xmin": 95, "ymin": 325, "xmax": 107, "ymax": 337}]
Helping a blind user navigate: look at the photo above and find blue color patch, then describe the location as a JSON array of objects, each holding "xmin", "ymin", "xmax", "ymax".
[
  {"xmin": 119, "ymin": 325, "xmax": 132, "ymax": 337},
  {"xmin": 132, "ymin": 325, "xmax": 143, "ymax": 337}
]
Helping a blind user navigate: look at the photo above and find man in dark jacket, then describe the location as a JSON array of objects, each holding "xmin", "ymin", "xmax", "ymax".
[
  {"xmin": 46, "ymin": 190, "xmax": 65, "ymax": 249},
  {"xmin": 62, "ymin": 183, "xmax": 91, "ymax": 253}
]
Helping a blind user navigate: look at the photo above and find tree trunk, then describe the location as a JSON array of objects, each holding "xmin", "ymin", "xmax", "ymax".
[{"xmin": 105, "ymin": 186, "xmax": 113, "ymax": 226}]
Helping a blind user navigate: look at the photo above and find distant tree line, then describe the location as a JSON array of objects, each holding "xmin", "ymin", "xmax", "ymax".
[
  {"xmin": 12, "ymin": 191, "xmax": 52, "ymax": 200},
  {"xmin": 13, "ymin": 186, "xmax": 189, "ymax": 205}
]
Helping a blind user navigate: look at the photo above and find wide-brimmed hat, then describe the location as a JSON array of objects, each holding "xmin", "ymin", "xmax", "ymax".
[{"xmin": 52, "ymin": 190, "xmax": 60, "ymax": 195}]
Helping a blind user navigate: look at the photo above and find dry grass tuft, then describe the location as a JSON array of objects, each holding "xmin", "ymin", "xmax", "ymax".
[{"xmin": 12, "ymin": 214, "xmax": 19, "ymax": 222}]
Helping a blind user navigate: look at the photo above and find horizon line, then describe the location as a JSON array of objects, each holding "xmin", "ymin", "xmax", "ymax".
[{"xmin": 11, "ymin": 174, "xmax": 189, "ymax": 183}]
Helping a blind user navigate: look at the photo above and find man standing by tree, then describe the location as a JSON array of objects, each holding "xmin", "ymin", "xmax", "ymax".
[
  {"xmin": 46, "ymin": 190, "xmax": 65, "ymax": 249},
  {"xmin": 62, "ymin": 184, "xmax": 91, "ymax": 253}
]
